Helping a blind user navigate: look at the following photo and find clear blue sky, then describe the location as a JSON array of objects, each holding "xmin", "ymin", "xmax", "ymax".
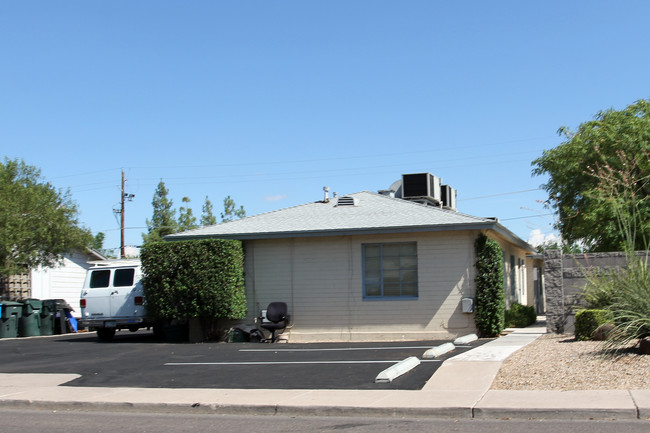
[{"xmin": 2, "ymin": 1, "xmax": 649, "ymax": 255}]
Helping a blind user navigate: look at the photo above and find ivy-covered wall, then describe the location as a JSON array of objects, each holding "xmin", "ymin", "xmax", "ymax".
[{"xmin": 474, "ymin": 233, "xmax": 505, "ymax": 337}]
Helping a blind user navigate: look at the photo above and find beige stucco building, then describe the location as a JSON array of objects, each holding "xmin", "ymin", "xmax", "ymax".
[{"xmin": 169, "ymin": 182, "xmax": 538, "ymax": 342}]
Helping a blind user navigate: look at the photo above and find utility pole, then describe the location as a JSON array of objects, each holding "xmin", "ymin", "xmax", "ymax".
[{"xmin": 116, "ymin": 170, "xmax": 135, "ymax": 259}]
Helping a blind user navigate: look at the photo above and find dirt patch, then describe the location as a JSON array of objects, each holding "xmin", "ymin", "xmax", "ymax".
[{"xmin": 491, "ymin": 333, "xmax": 650, "ymax": 390}]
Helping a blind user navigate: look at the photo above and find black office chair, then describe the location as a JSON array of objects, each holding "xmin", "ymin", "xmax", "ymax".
[{"xmin": 259, "ymin": 302, "xmax": 289, "ymax": 343}]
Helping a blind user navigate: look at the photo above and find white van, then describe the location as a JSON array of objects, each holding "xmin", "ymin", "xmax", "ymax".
[{"xmin": 79, "ymin": 260, "xmax": 155, "ymax": 341}]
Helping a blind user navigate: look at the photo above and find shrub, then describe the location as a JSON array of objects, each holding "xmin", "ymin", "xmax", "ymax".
[
  {"xmin": 574, "ymin": 309, "xmax": 613, "ymax": 341},
  {"xmin": 474, "ymin": 234, "xmax": 505, "ymax": 337},
  {"xmin": 582, "ymin": 269, "xmax": 616, "ymax": 309},
  {"xmin": 581, "ymin": 144, "xmax": 650, "ymax": 352},
  {"xmin": 505, "ymin": 302, "xmax": 537, "ymax": 328},
  {"xmin": 602, "ymin": 255, "xmax": 650, "ymax": 351},
  {"xmin": 582, "ymin": 254, "xmax": 650, "ymax": 351},
  {"xmin": 140, "ymin": 239, "xmax": 246, "ymax": 321}
]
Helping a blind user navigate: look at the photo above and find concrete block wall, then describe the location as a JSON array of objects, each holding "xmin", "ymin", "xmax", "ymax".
[{"xmin": 543, "ymin": 250, "xmax": 637, "ymax": 334}]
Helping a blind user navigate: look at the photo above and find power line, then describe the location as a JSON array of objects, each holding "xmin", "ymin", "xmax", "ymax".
[
  {"xmin": 68, "ymin": 155, "xmax": 543, "ymax": 193},
  {"xmin": 46, "ymin": 135, "xmax": 554, "ymax": 184},
  {"xmin": 459, "ymin": 188, "xmax": 543, "ymax": 201},
  {"xmin": 127, "ymin": 150, "xmax": 541, "ymax": 182},
  {"xmin": 501, "ymin": 213, "xmax": 555, "ymax": 221},
  {"xmin": 49, "ymin": 167, "xmax": 122, "ymax": 180},
  {"xmin": 125, "ymin": 139, "xmax": 551, "ymax": 171}
]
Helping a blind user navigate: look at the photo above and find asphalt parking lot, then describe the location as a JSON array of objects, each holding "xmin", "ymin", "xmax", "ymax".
[{"xmin": 0, "ymin": 331, "xmax": 490, "ymax": 390}]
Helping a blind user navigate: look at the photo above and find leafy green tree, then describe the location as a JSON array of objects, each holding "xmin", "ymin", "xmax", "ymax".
[
  {"xmin": 91, "ymin": 232, "xmax": 116, "ymax": 258},
  {"xmin": 221, "ymin": 195, "xmax": 246, "ymax": 222},
  {"xmin": 92, "ymin": 232, "xmax": 105, "ymax": 251},
  {"xmin": 178, "ymin": 196, "xmax": 198, "ymax": 232},
  {"xmin": 201, "ymin": 196, "xmax": 217, "ymax": 226},
  {"xmin": 535, "ymin": 240, "xmax": 583, "ymax": 254},
  {"xmin": 0, "ymin": 158, "xmax": 92, "ymax": 276},
  {"xmin": 579, "ymin": 142, "xmax": 650, "ymax": 352},
  {"xmin": 587, "ymin": 144, "xmax": 650, "ymax": 252},
  {"xmin": 532, "ymin": 99, "xmax": 650, "ymax": 252},
  {"xmin": 142, "ymin": 180, "xmax": 178, "ymax": 244}
]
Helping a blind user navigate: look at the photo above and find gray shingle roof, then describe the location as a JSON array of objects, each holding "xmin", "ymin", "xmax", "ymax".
[{"xmin": 167, "ymin": 191, "xmax": 531, "ymax": 251}]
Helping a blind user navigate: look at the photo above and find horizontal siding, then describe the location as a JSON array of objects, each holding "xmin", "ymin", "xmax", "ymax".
[
  {"xmin": 30, "ymin": 252, "xmax": 93, "ymax": 314},
  {"xmin": 491, "ymin": 231, "xmax": 531, "ymax": 307},
  {"xmin": 245, "ymin": 239, "xmax": 292, "ymax": 321},
  {"xmin": 245, "ymin": 231, "xmax": 482, "ymax": 341}
]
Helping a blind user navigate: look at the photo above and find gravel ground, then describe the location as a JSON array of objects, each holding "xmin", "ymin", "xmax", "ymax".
[{"xmin": 491, "ymin": 333, "xmax": 650, "ymax": 391}]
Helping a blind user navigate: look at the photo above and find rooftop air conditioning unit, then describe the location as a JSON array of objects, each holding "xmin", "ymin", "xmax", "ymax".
[
  {"xmin": 401, "ymin": 173, "xmax": 441, "ymax": 204},
  {"xmin": 441, "ymin": 185, "xmax": 457, "ymax": 211}
]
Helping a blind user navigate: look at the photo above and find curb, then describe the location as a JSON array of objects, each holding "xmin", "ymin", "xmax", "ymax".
[
  {"xmin": 0, "ymin": 398, "xmax": 472, "ymax": 419},
  {"xmin": 472, "ymin": 407, "xmax": 640, "ymax": 421},
  {"xmin": 0, "ymin": 393, "xmax": 646, "ymax": 420}
]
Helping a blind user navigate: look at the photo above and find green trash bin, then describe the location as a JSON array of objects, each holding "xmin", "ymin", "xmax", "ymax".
[
  {"xmin": 19, "ymin": 299, "xmax": 42, "ymax": 337},
  {"xmin": 40, "ymin": 299, "xmax": 56, "ymax": 336},
  {"xmin": 0, "ymin": 301, "xmax": 23, "ymax": 338}
]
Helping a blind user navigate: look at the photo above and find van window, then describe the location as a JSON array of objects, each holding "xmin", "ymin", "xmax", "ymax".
[
  {"xmin": 113, "ymin": 268, "xmax": 135, "ymax": 287},
  {"xmin": 89, "ymin": 270, "xmax": 111, "ymax": 288}
]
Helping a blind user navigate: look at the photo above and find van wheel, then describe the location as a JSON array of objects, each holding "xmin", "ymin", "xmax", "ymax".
[{"xmin": 97, "ymin": 328, "xmax": 116, "ymax": 341}]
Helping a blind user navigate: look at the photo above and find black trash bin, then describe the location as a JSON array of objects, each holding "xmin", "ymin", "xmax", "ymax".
[
  {"xmin": 45, "ymin": 299, "xmax": 74, "ymax": 334},
  {"xmin": 40, "ymin": 299, "xmax": 57, "ymax": 336},
  {"xmin": 0, "ymin": 301, "xmax": 23, "ymax": 339},
  {"xmin": 19, "ymin": 299, "xmax": 42, "ymax": 337}
]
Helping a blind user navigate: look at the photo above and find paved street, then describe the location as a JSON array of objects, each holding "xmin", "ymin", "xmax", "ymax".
[
  {"xmin": 1, "ymin": 409, "xmax": 648, "ymax": 433},
  {"xmin": 0, "ymin": 331, "xmax": 488, "ymax": 390},
  {"xmin": 1, "ymin": 325, "xmax": 648, "ymax": 422}
]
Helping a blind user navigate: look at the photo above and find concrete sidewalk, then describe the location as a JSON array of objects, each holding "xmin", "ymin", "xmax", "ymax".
[{"xmin": 0, "ymin": 323, "xmax": 648, "ymax": 420}]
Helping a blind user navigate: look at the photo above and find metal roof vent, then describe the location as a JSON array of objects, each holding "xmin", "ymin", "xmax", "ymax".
[{"xmin": 336, "ymin": 196, "xmax": 358, "ymax": 207}]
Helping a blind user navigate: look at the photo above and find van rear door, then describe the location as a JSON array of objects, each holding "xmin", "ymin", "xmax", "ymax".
[
  {"xmin": 83, "ymin": 268, "xmax": 113, "ymax": 320},
  {"xmin": 109, "ymin": 268, "xmax": 137, "ymax": 318},
  {"xmin": 111, "ymin": 267, "xmax": 145, "ymax": 318},
  {"xmin": 83, "ymin": 267, "xmax": 139, "ymax": 320}
]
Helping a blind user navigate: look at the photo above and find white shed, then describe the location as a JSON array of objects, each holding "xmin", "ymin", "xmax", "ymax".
[{"xmin": 30, "ymin": 249, "xmax": 106, "ymax": 315}]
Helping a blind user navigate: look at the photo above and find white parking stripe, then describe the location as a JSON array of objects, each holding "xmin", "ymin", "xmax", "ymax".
[
  {"xmin": 239, "ymin": 345, "xmax": 441, "ymax": 353},
  {"xmin": 165, "ymin": 360, "xmax": 442, "ymax": 366}
]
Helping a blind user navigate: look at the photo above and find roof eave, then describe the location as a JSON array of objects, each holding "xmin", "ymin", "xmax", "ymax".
[
  {"xmin": 165, "ymin": 221, "xmax": 509, "ymax": 242},
  {"xmin": 489, "ymin": 221, "xmax": 536, "ymax": 253}
]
